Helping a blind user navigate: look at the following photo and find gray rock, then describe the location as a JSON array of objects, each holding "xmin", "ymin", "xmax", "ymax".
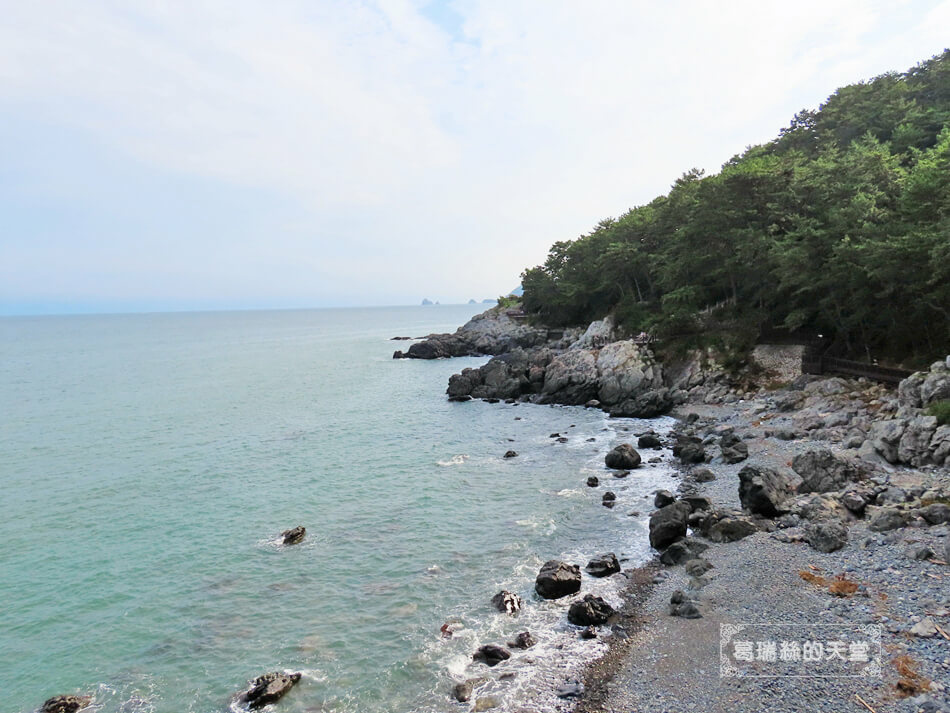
[
  {"xmin": 653, "ymin": 490, "xmax": 675, "ymax": 508},
  {"xmin": 669, "ymin": 591, "xmax": 702, "ymax": 618},
  {"xmin": 555, "ymin": 683, "xmax": 585, "ymax": 699},
  {"xmin": 605, "ymin": 443, "xmax": 642, "ymax": 469},
  {"xmin": 638, "ymin": 433, "xmax": 662, "ymax": 449},
  {"xmin": 474, "ymin": 696, "xmax": 500, "ymax": 711},
  {"xmin": 684, "ymin": 558, "xmax": 713, "ymax": 577},
  {"xmin": 535, "ymin": 560, "xmax": 582, "ymax": 599},
  {"xmin": 867, "ymin": 418, "xmax": 907, "ymax": 463},
  {"xmin": 586, "ymin": 552, "xmax": 621, "ymax": 577},
  {"xmin": 910, "ymin": 617, "xmax": 938, "ymax": 637},
  {"xmin": 792, "ymin": 449, "xmax": 865, "ymax": 493},
  {"xmin": 906, "ymin": 544, "xmax": 934, "ymax": 561},
  {"xmin": 738, "ymin": 465, "xmax": 798, "ymax": 517},
  {"xmin": 720, "ymin": 433, "xmax": 749, "ymax": 464},
  {"xmin": 242, "ymin": 672, "xmax": 302, "ymax": 709},
  {"xmin": 876, "ymin": 487, "xmax": 907, "ymax": 505},
  {"xmin": 682, "ymin": 495, "xmax": 713, "ymax": 512},
  {"xmin": 649, "ymin": 501, "xmax": 691, "ymax": 550},
  {"xmin": 678, "ymin": 444, "xmax": 706, "ymax": 464},
  {"xmin": 692, "ymin": 467, "xmax": 716, "ymax": 482},
  {"xmin": 708, "ymin": 516, "xmax": 758, "ymax": 543},
  {"xmin": 920, "ymin": 503, "xmax": 950, "ymax": 525},
  {"xmin": 567, "ymin": 594, "xmax": 616, "ymax": 626},
  {"xmin": 453, "ymin": 681, "xmax": 474, "ymax": 702},
  {"xmin": 805, "ymin": 521, "xmax": 848, "ymax": 553},
  {"xmin": 868, "ymin": 507, "xmax": 908, "ymax": 532},
  {"xmin": 898, "ymin": 415, "xmax": 939, "ymax": 466},
  {"xmin": 840, "ymin": 489, "xmax": 871, "ymax": 515}
]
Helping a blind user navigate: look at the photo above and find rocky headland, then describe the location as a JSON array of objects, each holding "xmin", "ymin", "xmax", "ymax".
[{"xmin": 411, "ymin": 307, "xmax": 950, "ymax": 712}]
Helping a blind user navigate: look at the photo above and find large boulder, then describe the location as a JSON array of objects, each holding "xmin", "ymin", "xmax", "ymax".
[
  {"xmin": 920, "ymin": 503, "xmax": 950, "ymax": 525},
  {"xmin": 241, "ymin": 672, "xmax": 302, "ymax": 709},
  {"xmin": 595, "ymin": 340, "xmax": 662, "ymax": 405},
  {"xmin": 605, "ymin": 444, "xmax": 641, "ymax": 470},
  {"xmin": 792, "ymin": 449, "xmax": 865, "ymax": 493},
  {"xmin": 867, "ymin": 419, "xmax": 906, "ymax": 464},
  {"xmin": 610, "ymin": 388, "xmax": 673, "ymax": 418},
  {"xmin": 898, "ymin": 415, "xmax": 938, "ymax": 466},
  {"xmin": 585, "ymin": 553, "xmax": 621, "ymax": 578},
  {"xmin": 649, "ymin": 501, "xmax": 691, "ymax": 550},
  {"xmin": 738, "ymin": 465, "xmax": 798, "ymax": 517},
  {"xmin": 535, "ymin": 560, "xmax": 582, "ymax": 599},
  {"xmin": 42, "ymin": 697, "xmax": 93, "ymax": 713},
  {"xmin": 931, "ymin": 425, "xmax": 950, "ymax": 466},
  {"xmin": 542, "ymin": 350, "xmax": 599, "ymax": 404},
  {"xmin": 567, "ymin": 595, "xmax": 616, "ymax": 626},
  {"xmin": 899, "ymin": 361, "xmax": 950, "ymax": 408}
]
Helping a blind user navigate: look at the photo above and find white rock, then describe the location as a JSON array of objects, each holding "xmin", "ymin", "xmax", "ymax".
[{"xmin": 910, "ymin": 617, "xmax": 937, "ymax": 637}]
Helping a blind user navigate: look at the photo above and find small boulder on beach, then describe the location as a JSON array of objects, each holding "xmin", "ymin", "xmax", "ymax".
[
  {"xmin": 241, "ymin": 672, "xmax": 302, "ymax": 709},
  {"xmin": 280, "ymin": 526, "xmax": 306, "ymax": 545},
  {"xmin": 605, "ymin": 443, "xmax": 641, "ymax": 469},
  {"xmin": 568, "ymin": 594, "xmax": 616, "ymax": 626},
  {"xmin": 653, "ymin": 490, "xmax": 675, "ymax": 508},
  {"xmin": 585, "ymin": 552, "xmax": 620, "ymax": 577},
  {"xmin": 649, "ymin": 501, "xmax": 691, "ymax": 550},
  {"xmin": 535, "ymin": 559, "xmax": 582, "ymax": 599},
  {"xmin": 637, "ymin": 433, "xmax": 662, "ymax": 449},
  {"xmin": 42, "ymin": 696, "xmax": 93, "ymax": 713}
]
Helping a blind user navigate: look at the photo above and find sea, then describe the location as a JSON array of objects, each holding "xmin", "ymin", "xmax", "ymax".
[{"xmin": 0, "ymin": 305, "xmax": 676, "ymax": 713}]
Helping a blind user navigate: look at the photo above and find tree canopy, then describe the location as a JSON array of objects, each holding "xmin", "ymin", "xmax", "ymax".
[{"xmin": 521, "ymin": 50, "xmax": 950, "ymax": 366}]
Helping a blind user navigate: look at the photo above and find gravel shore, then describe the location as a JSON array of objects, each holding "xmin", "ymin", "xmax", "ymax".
[{"xmin": 573, "ymin": 391, "xmax": 950, "ymax": 713}]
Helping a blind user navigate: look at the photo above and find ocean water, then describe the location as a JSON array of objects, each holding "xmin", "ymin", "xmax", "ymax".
[{"xmin": 0, "ymin": 305, "xmax": 675, "ymax": 713}]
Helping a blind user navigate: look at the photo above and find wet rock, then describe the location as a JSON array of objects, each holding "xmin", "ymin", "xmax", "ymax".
[
  {"xmin": 491, "ymin": 590, "xmax": 523, "ymax": 614},
  {"xmin": 602, "ymin": 491, "xmax": 616, "ymax": 508},
  {"xmin": 452, "ymin": 681, "xmax": 474, "ymax": 702},
  {"xmin": 682, "ymin": 495, "xmax": 713, "ymax": 512},
  {"xmin": 708, "ymin": 516, "xmax": 758, "ymax": 543},
  {"xmin": 585, "ymin": 552, "xmax": 621, "ymax": 578},
  {"xmin": 241, "ymin": 672, "xmax": 302, "ymax": 709},
  {"xmin": 653, "ymin": 489, "xmax": 675, "ymax": 508},
  {"xmin": 792, "ymin": 449, "xmax": 865, "ymax": 493},
  {"xmin": 535, "ymin": 560, "xmax": 582, "ymax": 599},
  {"xmin": 473, "ymin": 644, "xmax": 511, "ymax": 667},
  {"xmin": 868, "ymin": 507, "xmax": 908, "ymax": 532},
  {"xmin": 738, "ymin": 465, "xmax": 798, "ymax": 517},
  {"xmin": 503, "ymin": 450, "xmax": 518, "ymax": 458},
  {"xmin": 586, "ymin": 476, "xmax": 599, "ymax": 487},
  {"xmin": 649, "ymin": 501, "xmax": 691, "ymax": 550},
  {"xmin": 281, "ymin": 526, "xmax": 306, "ymax": 545},
  {"xmin": 605, "ymin": 443, "xmax": 641, "ymax": 470},
  {"xmin": 612, "ymin": 469, "xmax": 629, "ymax": 478},
  {"xmin": 556, "ymin": 683, "xmax": 585, "ymax": 699},
  {"xmin": 638, "ymin": 433, "xmax": 662, "ymax": 449},
  {"xmin": 507, "ymin": 631, "xmax": 537, "ymax": 649},
  {"xmin": 692, "ymin": 467, "xmax": 716, "ymax": 482},
  {"xmin": 41, "ymin": 696, "xmax": 93, "ymax": 713},
  {"xmin": 580, "ymin": 626, "xmax": 597, "ymax": 639},
  {"xmin": 804, "ymin": 521, "xmax": 848, "ymax": 553},
  {"xmin": 567, "ymin": 594, "xmax": 616, "ymax": 626}
]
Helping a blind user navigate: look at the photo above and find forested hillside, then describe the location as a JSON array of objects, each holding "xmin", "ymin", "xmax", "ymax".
[{"xmin": 521, "ymin": 51, "xmax": 950, "ymax": 366}]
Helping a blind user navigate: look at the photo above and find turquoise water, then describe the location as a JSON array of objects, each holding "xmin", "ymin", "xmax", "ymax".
[{"xmin": 0, "ymin": 306, "xmax": 674, "ymax": 713}]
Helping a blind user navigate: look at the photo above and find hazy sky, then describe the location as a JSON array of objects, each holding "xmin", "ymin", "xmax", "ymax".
[{"xmin": 1, "ymin": 1, "xmax": 948, "ymax": 314}]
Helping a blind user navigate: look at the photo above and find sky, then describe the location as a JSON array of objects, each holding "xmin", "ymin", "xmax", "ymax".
[{"xmin": 1, "ymin": 1, "xmax": 948, "ymax": 315}]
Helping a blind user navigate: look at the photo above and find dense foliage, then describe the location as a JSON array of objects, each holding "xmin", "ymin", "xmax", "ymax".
[{"xmin": 521, "ymin": 51, "xmax": 950, "ymax": 365}]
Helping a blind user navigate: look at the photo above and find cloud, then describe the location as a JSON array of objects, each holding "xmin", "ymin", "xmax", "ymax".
[{"xmin": 1, "ymin": 0, "xmax": 948, "ymax": 310}]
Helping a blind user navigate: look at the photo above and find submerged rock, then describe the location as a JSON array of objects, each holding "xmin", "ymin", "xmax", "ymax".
[
  {"xmin": 241, "ymin": 672, "xmax": 302, "ymax": 709},
  {"xmin": 503, "ymin": 450, "xmax": 518, "ymax": 458},
  {"xmin": 586, "ymin": 476, "xmax": 600, "ymax": 487},
  {"xmin": 41, "ymin": 696, "xmax": 93, "ymax": 713},
  {"xmin": 507, "ymin": 631, "xmax": 537, "ymax": 649},
  {"xmin": 535, "ymin": 560, "xmax": 582, "ymax": 599}
]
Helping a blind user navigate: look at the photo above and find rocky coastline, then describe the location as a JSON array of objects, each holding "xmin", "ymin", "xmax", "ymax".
[{"xmin": 405, "ymin": 307, "xmax": 950, "ymax": 712}]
